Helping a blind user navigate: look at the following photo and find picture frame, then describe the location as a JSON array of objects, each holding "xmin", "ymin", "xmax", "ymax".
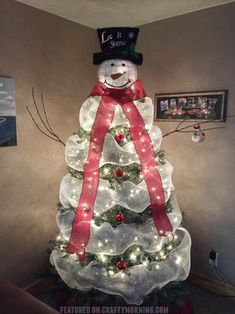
[
  {"xmin": 154, "ymin": 90, "xmax": 228, "ymax": 122},
  {"xmin": 0, "ymin": 77, "xmax": 17, "ymax": 147}
]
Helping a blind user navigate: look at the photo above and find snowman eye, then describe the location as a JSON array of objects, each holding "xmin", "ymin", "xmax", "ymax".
[
  {"xmin": 122, "ymin": 63, "xmax": 126, "ymax": 66},
  {"xmin": 111, "ymin": 63, "xmax": 115, "ymax": 66}
]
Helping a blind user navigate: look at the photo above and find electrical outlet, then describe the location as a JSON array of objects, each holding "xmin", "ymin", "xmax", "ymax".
[{"xmin": 209, "ymin": 249, "xmax": 219, "ymax": 267}]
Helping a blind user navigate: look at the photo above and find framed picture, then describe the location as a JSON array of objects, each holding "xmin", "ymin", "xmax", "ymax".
[
  {"xmin": 155, "ymin": 90, "xmax": 228, "ymax": 122},
  {"xmin": 0, "ymin": 77, "xmax": 17, "ymax": 147}
]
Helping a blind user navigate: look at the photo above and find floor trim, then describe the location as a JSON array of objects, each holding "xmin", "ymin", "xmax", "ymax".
[{"xmin": 188, "ymin": 272, "xmax": 235, "ymax": 297}]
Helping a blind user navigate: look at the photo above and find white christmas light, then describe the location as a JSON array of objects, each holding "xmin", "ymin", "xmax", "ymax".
[
  {"xmin": 143, "ymin": 260, "xmax": 149, "ymax": 266},
  {"xmin": 99, "ymin": 254, "xmax": 106, "ymax": 262},
  {"xmin": 130, "ymin": 254, "xmax": 137, "ymax": 261},
  {"xmin": 103, "ymin": 168, "xmax": 110, "ymax": 175},
  {"xmin": 175, "ymin": 256, "xmax": 182, "ymax": 265},
  {"xmin": 109, "ymin": 270, "xmax": 115, "ymax": 276}
]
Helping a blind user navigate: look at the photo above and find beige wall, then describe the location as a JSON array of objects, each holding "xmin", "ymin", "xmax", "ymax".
[
  {"xmin": 0, "ymin": 0, "xmax": 98, "ymax": 286},
  {"xmin": 139, "ymin": 2, "xmax": 235, "ymax": 282},
  {"xmin": 0, "ymin": 0, "xmax": 234, "ymax": 287}
]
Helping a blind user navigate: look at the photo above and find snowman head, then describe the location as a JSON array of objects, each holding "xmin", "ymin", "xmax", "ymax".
[{"xmin": 98, "ymin": 59, "xmax": 137, "ymax": 89}]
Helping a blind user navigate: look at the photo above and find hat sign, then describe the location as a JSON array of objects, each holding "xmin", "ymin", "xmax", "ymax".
[{"xmin": 93, "ymin": 27, "xmax": 143, "ymax": 65}]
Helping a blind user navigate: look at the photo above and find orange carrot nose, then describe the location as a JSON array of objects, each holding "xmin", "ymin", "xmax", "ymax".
[{"xmin": 111, "ymin": 72, "xmax": 126, "ymax": 80}]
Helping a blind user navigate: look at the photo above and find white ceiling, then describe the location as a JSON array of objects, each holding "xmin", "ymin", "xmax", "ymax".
[{"xmin": 16, "ymin": 0, "xmax": 235, "ymax": 29}]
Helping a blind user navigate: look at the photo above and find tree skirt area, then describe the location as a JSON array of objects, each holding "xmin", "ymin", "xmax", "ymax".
[{"xmin": 36, "ymin": 270, "xmax": 193, "ymax": 314}]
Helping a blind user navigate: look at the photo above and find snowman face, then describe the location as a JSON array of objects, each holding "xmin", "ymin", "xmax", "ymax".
[{"xmin": 98, "ymin": 59, "xmax": 137, "ymax": 89}]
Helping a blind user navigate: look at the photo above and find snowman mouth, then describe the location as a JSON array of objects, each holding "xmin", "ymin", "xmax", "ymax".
[{"xmin": 104, "ymin": 79, "xmax": 131, "ymax": 88}]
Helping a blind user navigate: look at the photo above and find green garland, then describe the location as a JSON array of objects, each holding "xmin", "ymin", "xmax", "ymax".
[
  {"xmin": 52, "ymin": 235, "xmax": 180, "ymax": 273},
  {"xmin": 108, "ymin": 125, "xmax": 132, "ymax": 147},
  {"xmin": 74, "ymin": 126, "xmax": 166, "ymax": 165},
  {"xmin": 67, "ymin": 149, "xmax": 166, "ymax": 189},
  {"xmin": 94, "ymin": 199, "xmax": 173, "ymax": 227},
  {"xmin": 57, "ymin": 197, "xmax": 173, "ymax": 225}
]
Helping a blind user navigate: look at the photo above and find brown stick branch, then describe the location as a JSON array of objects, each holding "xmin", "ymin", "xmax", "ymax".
[
  {"xmin": 163, "ymin": 120, "xmax": 225, "ymax": 137},
  {"xmin": 26, "ymin": 105, "xmax": 61, "ymax": 143},
  {"xmin": 26, "ymin": 88, "xmax": 65, "ymax": 146}
]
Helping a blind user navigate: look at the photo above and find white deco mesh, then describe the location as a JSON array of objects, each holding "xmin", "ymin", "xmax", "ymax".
[
  {"xmin": 50, "ymin": 94, "xmax": 191, "ymax": 305},
  {"xmin": 50, "ymin": 228, "xmax": 191, "ymax": 305}
]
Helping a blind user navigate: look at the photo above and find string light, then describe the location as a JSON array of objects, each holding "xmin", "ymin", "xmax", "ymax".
[
  {"xmin": 99, "ymin": 254, "xmax": 106, "ymax": 262},
  {"xmin": 130, "ymin": 253, "xmax": 137, "ymax": 261},
  {"xmin": 109, "ymin": 270, "xmax": 115, "ymax": 276},
  {"xmin": 56, "ymin": 235, "xmax": 62, "ymax": 241},
  {"xmin": 143, "ymin": 260, "xmax": 149, "ymax": 266},
  {"xmin": 160, "ymin": 250, "xmax": 165, "ymax": 257},
  {"xmin": 175, "ymin": 256, "xmax": 182, "ymax": 265}
]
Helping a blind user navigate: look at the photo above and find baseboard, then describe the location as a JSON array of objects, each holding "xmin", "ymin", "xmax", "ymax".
[
  {"xmin": 24, "ymin": 278, "xmax": 52, "ymax": 296},
  {"xmin": 188, "ymin": 272, "xmax": 235, "ymax": 297}
]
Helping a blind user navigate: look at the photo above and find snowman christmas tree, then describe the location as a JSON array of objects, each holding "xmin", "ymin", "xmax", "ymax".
[{"xmin": 50, "ymin": 27, "xmax": 191, "ymax": 305}]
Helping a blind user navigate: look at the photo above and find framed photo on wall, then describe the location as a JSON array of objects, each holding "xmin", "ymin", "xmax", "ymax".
[
  {"xmin": 154, "ymin": 90, "xmax": 228, "ymax": 122},
  {"xmin": 0, "ymin": 77, "xmax": 17, "ymax": 147}
]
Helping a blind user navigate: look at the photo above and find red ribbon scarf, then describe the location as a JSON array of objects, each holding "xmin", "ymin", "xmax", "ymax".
[{"xmin": 67, "ymin": 80, "xmax": 172, "ymax": 261}]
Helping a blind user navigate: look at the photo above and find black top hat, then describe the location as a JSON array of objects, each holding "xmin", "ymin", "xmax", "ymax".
[{"xmin": 93, "ymin": 27, "xmax": 143, "ymax": 65}]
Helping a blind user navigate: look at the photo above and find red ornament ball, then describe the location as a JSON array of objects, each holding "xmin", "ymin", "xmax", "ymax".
[
  {"xmin": 115, "ymin": 168, "xmax": 124, "ymax": 177},
  {"xmin": 116, "ymin": 212, "xmax": 125, "ymax": 224},
  {"xmin": 117, "ymin": 259, "xmax": 127, "ymax": 271},
  {"xmin": 115, "ymin": 133, "xmax": 125, "ymax": 143},
  {"xmin": 194, "ymin": 124, "xmax": 201, "ymax": 130}
]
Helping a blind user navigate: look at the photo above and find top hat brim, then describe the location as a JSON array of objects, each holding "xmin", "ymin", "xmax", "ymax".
[{"xmin": 93, "ymin": 51, "xmax": 143, "ymax": 65}]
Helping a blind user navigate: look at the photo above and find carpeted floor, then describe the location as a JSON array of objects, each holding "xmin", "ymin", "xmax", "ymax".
[
  {"xmin": 38, "ymin": 280, "xmax": 235, "ymax": 314},
  {"xmin": 183, "ymin": 281, "xmax": 235, "ymax": 314}
]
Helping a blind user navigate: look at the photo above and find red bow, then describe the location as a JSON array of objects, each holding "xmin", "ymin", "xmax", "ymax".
[{"xmin": 67, "ymin": 80, "xmax": 172, "ymax": 261}]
